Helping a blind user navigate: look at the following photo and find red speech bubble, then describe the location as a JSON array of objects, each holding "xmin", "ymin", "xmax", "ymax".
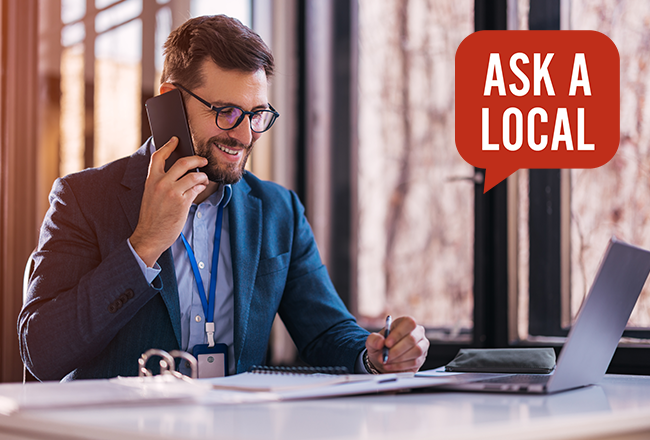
[{"xmin": 455, "ymin": 31, "xmax": 619, "ymax": 192}]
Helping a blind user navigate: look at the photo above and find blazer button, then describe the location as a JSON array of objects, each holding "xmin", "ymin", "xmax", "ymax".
[
  {"xmin": 124, "ymin": 289, "xmax": 134, "ymax": 299},
  {"xmin": 108, "ymin": 302, "xmax": 118, "ymax": 313},
  {"xmin": 119, "ymin": 293, "xmax": 128, "ymax": 304}
]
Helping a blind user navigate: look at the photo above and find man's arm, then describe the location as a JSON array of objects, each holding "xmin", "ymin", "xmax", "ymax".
[
  {"xmin": 18, "ymin": 138, "xmax": 209, "ymax": 381},
  {"xmin": 276, "ymin": 190, "xmax": 428, "ymax": 374},
  {"xmin": 275, "ymin": 190, "xmax": 368, "ymax": 371},
  {"xmin": 18, "ymin": 177, "xmax": 161, "ymax": 380}
]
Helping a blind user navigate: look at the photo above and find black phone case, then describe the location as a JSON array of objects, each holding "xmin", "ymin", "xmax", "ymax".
[{"xmin": 145, "ymin": 88, "xmax": 196, "ymax": 173}]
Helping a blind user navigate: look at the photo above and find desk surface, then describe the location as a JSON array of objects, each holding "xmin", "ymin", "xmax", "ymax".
[{"xmin": 1, "ymin": 375, "xmax": 650, "ymax": 440}]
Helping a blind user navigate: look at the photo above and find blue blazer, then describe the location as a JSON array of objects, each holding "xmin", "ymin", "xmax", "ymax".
[{"xmin": 19, "ymin": 141, "xmax": 368, "ymax": 381}]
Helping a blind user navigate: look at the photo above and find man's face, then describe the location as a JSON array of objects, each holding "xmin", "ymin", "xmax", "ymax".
[{"xmin": 184, "ymin": 60, "xmax": 268, "ymax": 184}]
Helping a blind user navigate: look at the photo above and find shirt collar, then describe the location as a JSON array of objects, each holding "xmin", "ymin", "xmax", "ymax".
[{"xmin": 199, "ymin": 184, "xmax": 232, "ymax": 208}]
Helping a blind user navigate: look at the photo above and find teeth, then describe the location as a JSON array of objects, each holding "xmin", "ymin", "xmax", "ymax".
[{"xmin": 216, "ymin": 143, "xmax": 238, "ymax": 155}]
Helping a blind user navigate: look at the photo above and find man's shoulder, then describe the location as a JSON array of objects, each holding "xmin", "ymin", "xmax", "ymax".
[
  {"xmin": 62, "ymin": 156, "xmax": 129, "ymax": 183},
  {"xmin": 58, "ymin": 143, "xmax": 148, "ymax": 188}
]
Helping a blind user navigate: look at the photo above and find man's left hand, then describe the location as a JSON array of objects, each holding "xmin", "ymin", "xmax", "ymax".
[{"xmin": 365, "ymin": 316, "xmax": 429, "ymax": 373}]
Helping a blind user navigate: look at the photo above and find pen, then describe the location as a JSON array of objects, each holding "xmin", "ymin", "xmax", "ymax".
[{"xmin": 383, "ymin": 315, "xmax": 392, "ymax": 363}]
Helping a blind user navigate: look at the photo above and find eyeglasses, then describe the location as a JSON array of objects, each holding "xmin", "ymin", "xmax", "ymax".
[{"xmin": 174, "ymin": 83, "xmax": 279, "ymax": 133}]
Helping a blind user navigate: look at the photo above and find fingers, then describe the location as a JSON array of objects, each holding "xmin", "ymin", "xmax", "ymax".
[
  {"xmin": 178, "ymin": 171, "xmax": 209, "ymax": 200},
  {"xmin": 366, "ymin": 332, "xmax": 386, "ymax": 352},
  {"xmin": 150, "ymin": 136, "xmax": 179, "ymax": 174},
  {"xmin": 166, "ymin": 155, "xmax": 209, "ymax": 183},
  {"xmin": 365, "ymin": 316, "xmax": 414, "ymax": 352},
  {"xmin": 385, "ymin": 317, "xmax": 424, "ymax": 358},
  {"xmin": 150, "ymin": 136, "xmax": 208, "ymax": 181},
  {"xmin": 157, "ymin": 135, "xmax": 179, "ymax": 157},
  {"xmin": 380, "ymin": 337, "xmax": 429, "ymax": 373},
  {"xmin": 145, "ymin": 162, "xmax": 209, "ymax": 203},
  {"xmin": 365, "ymin": 316, "xmax": 429, "ymax": 373},
  {"xmin": 384, "ymin": 316, "xmax": 417, "ymax": 348}
]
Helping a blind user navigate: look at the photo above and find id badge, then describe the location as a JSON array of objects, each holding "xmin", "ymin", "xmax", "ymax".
[{"xmin": 192, "ymin": 343, "xmax": 228, "ymax": 378}]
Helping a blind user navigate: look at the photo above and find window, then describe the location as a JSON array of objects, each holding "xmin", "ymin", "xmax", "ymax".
[
  {"xmin": 356, "ymin": 0, "xmax": 475, "ymax": 342},
  {"xmin": 569, "ymin": 0, "xmax": 650, "ymax": 338}
]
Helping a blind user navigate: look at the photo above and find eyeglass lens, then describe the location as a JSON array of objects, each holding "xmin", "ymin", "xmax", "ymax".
[{"xmin": 217, "ymin": 107, "xmax": 274, "ymax": 133}]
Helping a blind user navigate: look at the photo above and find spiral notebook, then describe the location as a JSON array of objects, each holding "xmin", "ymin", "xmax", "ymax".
[{"xmin": 207, "ymin": 368, "xmax": 371, "ymax": 392}]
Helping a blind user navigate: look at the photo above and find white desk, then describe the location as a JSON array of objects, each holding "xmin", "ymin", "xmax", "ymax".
[{"xmin": 1, "ymin": 375, "xmax": 650, "ymax": 440}]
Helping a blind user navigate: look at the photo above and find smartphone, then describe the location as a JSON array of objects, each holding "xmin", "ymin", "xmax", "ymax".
[{"xmin": 145, "ymin": 88, "xmax": 197, "ymax": 173}]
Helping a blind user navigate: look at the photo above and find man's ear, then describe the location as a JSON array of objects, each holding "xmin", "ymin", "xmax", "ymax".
[{"xmin": 159, "ymin": 82, "xmax": 176, "ymax": 95}]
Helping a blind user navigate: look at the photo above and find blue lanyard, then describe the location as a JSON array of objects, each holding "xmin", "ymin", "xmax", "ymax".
[{"xmin": 180, "ymin": 201, "xmax": 224, "ymax": 325}]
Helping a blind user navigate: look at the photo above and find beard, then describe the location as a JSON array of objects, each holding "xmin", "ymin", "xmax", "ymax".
[{"xmin": 192, "ymin": 135, "xmax": 254, "ymax": 184}]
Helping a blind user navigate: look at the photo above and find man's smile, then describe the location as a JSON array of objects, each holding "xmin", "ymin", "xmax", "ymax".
[
  {"xmin": 215, "ymin": 142, "xmax": 242, "ymax": 156},
  {"xmin": 212, "ymin": 141, "xmax": 248, "ymax": 163}
]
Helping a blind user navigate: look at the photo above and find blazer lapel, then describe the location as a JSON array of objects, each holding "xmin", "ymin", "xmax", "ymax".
[
  {"xmin": 229, "ymin": 177, "xmax": 263, "ymax": 371},
  {"xmin": 118, "ymin": 140, "xmax": 182, "ymax": 347}
]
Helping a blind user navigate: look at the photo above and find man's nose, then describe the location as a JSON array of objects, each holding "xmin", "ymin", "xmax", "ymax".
[{"xmin": 227, "ymin": 116, "xmax": 253, "ymax": 146}]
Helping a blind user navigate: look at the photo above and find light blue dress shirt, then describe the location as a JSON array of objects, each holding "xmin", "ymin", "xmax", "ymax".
[{"xmin": 174, "ymin": 185, "xmax": 235, "ymax": 372}]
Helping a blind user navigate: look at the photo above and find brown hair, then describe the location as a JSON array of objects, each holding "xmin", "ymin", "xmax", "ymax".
[{"xmin": 160, "ymin": 15, "xmax": 274, "ymax": 90}]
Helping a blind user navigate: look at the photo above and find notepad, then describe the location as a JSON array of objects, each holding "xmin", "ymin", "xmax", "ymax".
[{"xmin": 206, "ymin": 372, "xmax": 372, "ymax": 392}]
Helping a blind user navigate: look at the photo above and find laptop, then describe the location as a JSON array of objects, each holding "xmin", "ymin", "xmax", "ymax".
[{"xmin": 439, "ymin": 237, "xmax": 650, "ymax": 394}]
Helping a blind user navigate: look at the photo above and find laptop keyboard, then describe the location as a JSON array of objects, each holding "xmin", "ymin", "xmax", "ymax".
[{"xmin": 480, "ymin": 374, "xmax": 551, "ymax": 384}]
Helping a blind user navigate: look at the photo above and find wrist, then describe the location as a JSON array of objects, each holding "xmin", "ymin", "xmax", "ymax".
[
  {"xmin": 129, "ymin": 234, "xmax": 160, "ymax": 268},
  {"xmin": 363, "ymin": 350, "xmax": 382, "ymax": 375}
]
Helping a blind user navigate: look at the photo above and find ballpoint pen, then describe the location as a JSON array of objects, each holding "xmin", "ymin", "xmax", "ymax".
[{"xmin": 383, "ymin": 315, "xmax": 392, "ymax": 363}]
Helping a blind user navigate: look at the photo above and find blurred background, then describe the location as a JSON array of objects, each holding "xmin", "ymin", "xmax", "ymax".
[{"xmin": 1, "ymin": 0, "xmax": 650, "ymax": 382}]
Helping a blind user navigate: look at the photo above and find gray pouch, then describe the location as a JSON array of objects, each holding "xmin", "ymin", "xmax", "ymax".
[{"xmin": 445, "ymin": 348, "xmax": 556, "ymax": 374}]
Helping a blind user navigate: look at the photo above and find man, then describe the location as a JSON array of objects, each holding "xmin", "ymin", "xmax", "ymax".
[{"xmin": 18, "ymin": 15, "xmax": 429, "ymax": 381}]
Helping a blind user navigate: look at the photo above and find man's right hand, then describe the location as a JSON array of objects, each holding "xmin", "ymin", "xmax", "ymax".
[{"xmin": 129, "ymin": 137, "xmax": 209, "ymax": 267}]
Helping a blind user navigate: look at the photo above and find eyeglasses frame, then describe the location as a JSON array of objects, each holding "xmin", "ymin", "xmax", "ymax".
[{"xmin": 173, "ymin": 83, "xmax": 279, "ymax": 133}]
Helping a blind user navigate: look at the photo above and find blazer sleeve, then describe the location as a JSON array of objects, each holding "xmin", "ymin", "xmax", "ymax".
[
  {"xmin": 277, "ymin": 190, "xmax": 369, "ymax": 372},
  {"xmin": 17, "ymin": 176, "xmax": 160, "ymax": 381}
]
